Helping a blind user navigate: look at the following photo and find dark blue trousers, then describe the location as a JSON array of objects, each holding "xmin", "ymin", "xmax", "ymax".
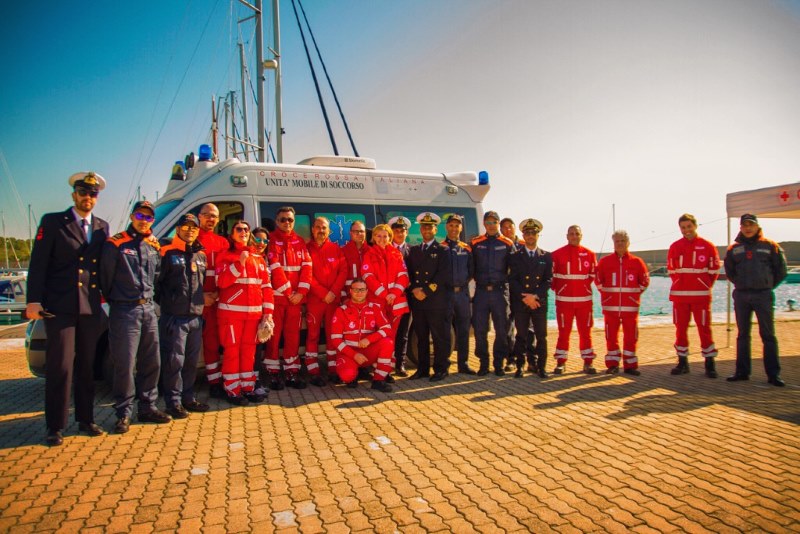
[
  {"xmin": 159, "ymin": 314, "xmax": 202, "ymax": 409},
  {"xmin": 472, "ymin": 287, "xmax": 510, "ymax": 370},
  {"xmin": 733, "ymin": 289, "xmax": 780, "ymax": 379},
  {"xmin": 453, "ymin": 290, "xmax": 472, "ymax": 369},
  {"xmin": 109, "ymin": 303, "xmax": 161, "ymax": 419}
]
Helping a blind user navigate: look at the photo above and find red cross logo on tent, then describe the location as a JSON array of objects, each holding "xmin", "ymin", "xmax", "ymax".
[{"xmin": 779, "ymin": 190, "xmax": 790, "ymax": 204}]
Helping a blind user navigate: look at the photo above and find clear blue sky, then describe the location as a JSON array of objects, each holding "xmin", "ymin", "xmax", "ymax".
[{"xmin": 2, "ymin": 0, "xmax": 799, "ymax": 253}]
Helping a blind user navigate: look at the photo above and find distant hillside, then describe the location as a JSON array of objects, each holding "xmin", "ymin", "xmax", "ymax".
[{"xmin": 622, "ymin": 241, "xmax": 800, "ymax": 266}]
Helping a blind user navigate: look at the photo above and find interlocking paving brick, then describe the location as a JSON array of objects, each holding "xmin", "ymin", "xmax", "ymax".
[{"xmin": 0, "ymin": 322, "xmax": 798, "ymax": 532}]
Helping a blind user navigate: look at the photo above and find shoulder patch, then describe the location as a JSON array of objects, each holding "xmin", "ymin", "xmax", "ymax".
[
  {"xmin": 145, "ymin": 235, "xmax": 161, "ymax": 250},
  {"xmin": 108, "ymin": 232, "xmax": 132, "ymax": 246}
]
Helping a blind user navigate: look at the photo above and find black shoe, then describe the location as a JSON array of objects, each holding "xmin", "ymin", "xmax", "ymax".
[
  {"xmin": 395, "ymin": 366, "xmax": 409, "ymax": 377},
  {"xmin": 244, "ymin": 391, "xmax": 267, "ymax": 403},
  {"xmin": 606, "ymin": 366, "xmax": 620, "ymax": 375},
  {"xmin": 138, "ymin": 410, "xmax": 172, "ymax": 424},
  {"xmin": 409, "ymin": 371, "xmax": 430, "ymax": 380},
  {"xmin": 371, "ymin": 380, "xmax": 392, "ymax": 393},
  {"xmin": 768, "ymin": 377, "xmax": 786, "ymax": 387},
  {"xmin": 384, "ymin": 374, "xmax": 396, "ymax": 384},
  {"xmin": 538, "ymin": 369, "xmax": 549, "ymax": 379},
  {"xmin": 346, "ymin": 380, "xmax": 359, "ymax": 388},
  {"xmin": 183, "ymin": 400, "xmax": 210, "ymax": 413},
  {"xmin": 514, "ymin": 368, "xmax": 523, "ymax": 378},
  {"xmin": 329, "ymin": 374, "xmax": 342, "ymax": 385},
  {"xmin": 208, "ymin": 383, "xmax": 226, "ymax": 399},
  {"xmin": 357, "ymin": 368, "xmax": 372, "ymax": 380},
  {"xmin": 671, "ymin": 357, "xmax": 690, "ymax": 375},
  {"xmin": 704, "ymin": 359, "xmax": 718, "ymax": 379},
  {"xmin": 78, "ymin": 422, "xmax": 104, "ymax": 436},
  {"xmin": 286, "ymin": 377, "xmax": 307, "ymax": 389},
  {"xmin": 165, "ymin": 406, "xmax": 190, "ymax": 419},
  {"xmin": 269, "ymin": 376, "xmax": 285, "ymax": 390},
  {"xmin": 553, "ymin": 365, "xmax": 565, "ymax": 375},
  {"xmin": 114, "ymin": 417, "xmax": 130, "ymax": 434},
  {"xmin": 458, "ymin": 367, "xmax": 477, "ymax": 375},
  {"xmin": 583, "ymin": 365, "xmax": 597, "ymax": 375},
  {"xmin": 726, "ymin": 374, "xmax": 749, "ymax": 382},
  {"xmin": 309, "ymin": 375, "xmax": 326, "ymax": 387},
  {"xmin": 494, "ymin": 368, "xmax": 505, "ymax": 377},
  {"xmin": 623, "ymin": 368, "xmax": 641, "ymax": 376},
  {"xmin": 477, "ymin": 368, "xmax": 489, "ymax": 376},
  {"xmin": 227, "ymin": 395, "xmax": 250, "ymax": 406},
  {"xmin": 430, "ymin": 371, "xmax": 449, "ymax": 382},
  {"xmin": 46, "ymin": 429, "xmax": 64, "ymax": 446}
]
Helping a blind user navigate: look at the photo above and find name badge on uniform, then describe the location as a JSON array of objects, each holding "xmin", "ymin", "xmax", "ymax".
[{"xmin": 123, "ymin": 248, "xmax": 137, "ymax": 256}]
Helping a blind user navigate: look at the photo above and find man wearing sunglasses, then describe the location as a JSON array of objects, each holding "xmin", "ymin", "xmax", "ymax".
[
  {"xmin": 265, "ymin": 207, "xmax": 313, "ymax": 389},
  {"xmin": 27, "ymin": 171, "xmax": 109, "ymax": 446},
  {"xmin": 101, "ymin": 201, "xmax": 172, "ymax": 433}
]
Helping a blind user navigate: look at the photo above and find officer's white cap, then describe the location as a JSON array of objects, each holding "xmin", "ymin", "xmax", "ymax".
[
  {"xmin": 416, "ymin": 212, "xmax": 441, "ymax": 225},
  {"xmin": 68, "ymin": 171, "xmax": 106, "ymax": 191}
]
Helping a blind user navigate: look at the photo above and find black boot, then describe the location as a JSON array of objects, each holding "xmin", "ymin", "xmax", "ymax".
[
  {"xmin": 670, "ymin": 357, "xmax": 689, "ymax": 375},
  {"xmin": 704, "ymin": 358, "xmax": 718, "ymax": 379}
]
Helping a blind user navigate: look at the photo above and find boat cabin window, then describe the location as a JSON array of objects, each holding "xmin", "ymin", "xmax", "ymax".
[{"xmin": 259, "ymin": 202, "xmax": 374, "ymax": 245}]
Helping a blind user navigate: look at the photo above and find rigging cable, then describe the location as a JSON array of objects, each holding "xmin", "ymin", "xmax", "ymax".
[
  {"xmin": 297, "ymin": 0, "xmax": 360, "ymax": 157},
  {"xmin": 290, "ymin": 0, "xmax": 338, "ymax": 155}
]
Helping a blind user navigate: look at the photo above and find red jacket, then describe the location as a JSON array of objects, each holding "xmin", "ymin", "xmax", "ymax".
[
  {"xmin": 362, "ymin": 245, "xmax": 410, "ymax": 316},
  {"xmin": 306, "ymin": 238, "xmax": 347, "ymax": 303},
  {"xmin": 215, "ymin": 243, "xmax": 274, "ymax": 320},
  {"xmin": 341, "ymin": 241, "xmax": 370, "ymax": 297},
  {"xmin": 268, "ymin": 229, "xmax": 312, "ymax": 305},
  {"xmin": 551, "ymin": 243, "xmax": 596, "ymax": 307},
  {"xmin": 330, "ymin": 300, "xmax": 392, "ymax": 359},
  {"xmin": 595, "ymin": 252, "xmax": 650, "ymax": 315},
  {"xmin": 198, "ymin": 228, "xmax": 230, "ymax": 292},
  {"xmin": 667, "ymin": 236, "xmax": 720, "ymax": 302}
]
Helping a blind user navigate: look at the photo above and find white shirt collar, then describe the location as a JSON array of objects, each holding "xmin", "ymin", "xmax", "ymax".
[{"xmin": 71, "ymin": 207, "xmax": 92, "ymax": 225}]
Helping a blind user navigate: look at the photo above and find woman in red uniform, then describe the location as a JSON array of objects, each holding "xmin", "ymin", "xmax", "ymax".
[
  {"xmin": 361, "ymin": 223, "xmax": 409, "ymax": 337},
  {"xmin": 215, "ymin": 220, "xmax": 274, "ymax": 405}
]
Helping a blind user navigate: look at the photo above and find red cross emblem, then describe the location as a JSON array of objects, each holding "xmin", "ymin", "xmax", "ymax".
[{"xmin": 779, "ymin": 190, "xmax": 790, "ymax": 204}]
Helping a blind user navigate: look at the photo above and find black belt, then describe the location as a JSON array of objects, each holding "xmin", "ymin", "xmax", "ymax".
[
  {"xmin": 112, "ymin": 298, "xmax": 152, "ymax": 305},
  {"xmin": 477, "ymin": 283, "xmax": 505, "ymax": 291}
]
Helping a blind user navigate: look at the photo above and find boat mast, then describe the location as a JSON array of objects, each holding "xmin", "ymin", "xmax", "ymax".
[
  {"xmin": 238, "ymin": 42, "xmax": 250, "ymax": 161},
  {"xmin": 271, "ymin": 0, "xmax": 283, "ymax": 163},
  {"xmin": 1, "ymin": 211, "xmax": 8, "ymax": 271}
]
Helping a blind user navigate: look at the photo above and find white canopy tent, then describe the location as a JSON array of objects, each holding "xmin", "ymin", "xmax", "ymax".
[{"xmin": 723, "ymin": 181, "xmax": 800, "ymax": 342}]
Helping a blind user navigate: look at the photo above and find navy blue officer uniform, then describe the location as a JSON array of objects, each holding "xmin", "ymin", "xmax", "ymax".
[
  {"xmin": 389, "ymin": 216, "xmax": 413, "ymax": 375},
  {"xmin": 442, "ymin": 214, "xmax": 475, "ymax": 374},
  {"xmin": 100, "ymin": 200, "xmax": 171, "ymax": 433},
  {"xmin": 155, "ymin": 213, "xmax": 210, "ymax": 418},
  {"xmin": 509, "ymin": 219, "xmax": 552, "ymax": 378},
  {"xmin": 724, "ymin": 214, "xmax": 788, "ymax": 386},
  {"xmin": 470, "ymin": 210, "xmax": 516, "ymax": 375},
  {"xmin": 27, "ymin": 171, "xmax": 109, "ymax": 445},
  {"xmin": 406, "ymin": 212, "xmax": 453, "ymax": 381}
]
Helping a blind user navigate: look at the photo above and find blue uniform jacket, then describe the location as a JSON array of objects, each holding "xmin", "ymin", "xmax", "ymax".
[
  {"xmin": 471, "ymin": 233, "xmax": 515, "ymax": 286},
  {"xmin": 100, "ymin": 226, "xmax": 161, "ymax": 303},
  {"xmin": 155, "ymin": 236, "xmax": 207, "ymax": 317},
  {"xmin": 443, "ymin": 238, "xmax": 473, "ymax": 288}
]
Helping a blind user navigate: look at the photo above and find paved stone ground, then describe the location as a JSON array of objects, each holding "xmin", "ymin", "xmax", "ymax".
[{"xmin": 0, "ymin": 320, "xmax": 798, "ymax": 533}]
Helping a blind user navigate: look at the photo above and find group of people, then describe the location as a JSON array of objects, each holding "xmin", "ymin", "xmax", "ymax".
[{"xmin": 28, "ymin": 172, "xmax": 788, "ymax": 447}]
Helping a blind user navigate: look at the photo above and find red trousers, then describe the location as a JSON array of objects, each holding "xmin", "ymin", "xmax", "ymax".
[
  {"xmin": 202, "ymin": 304, "xmax": 222, "ymax": 384},
  {"xmin": 218, "ymin": 316, "xmax": 259, "ymax": 396},
  {"xmin": 673, "ymin": 301, "xmax": 716, "ymax": 359},
  {"xmin": 305, "ymin": 299, "xmax": 339, "ymax": 376},
  {"xmin": 554, "ymin": 304, "xmax": 596, "ymax": 364},
  {"xmin": 337, "ymin": 338, "xmax": 394, "ymax": 382},
  {"xmin": 603, "ymin": 312, "xmax": 639, "ymax": 369},
  {"xmin": 265, "ymin": 303, "xmax": 303, "ymax": 376}
]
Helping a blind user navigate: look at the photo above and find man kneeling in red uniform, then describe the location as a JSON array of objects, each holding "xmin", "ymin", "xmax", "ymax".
[{"xmin": 330, "ymin": 278, "xmax": 394, "ymax": 392}]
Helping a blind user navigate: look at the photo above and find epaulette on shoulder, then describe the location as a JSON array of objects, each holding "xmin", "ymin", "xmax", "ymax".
[
  {"xmin": 458, "ymin": 241, "xmax": 472, "ymax": 252},
  {"xmin": 108, "ymin": 232, "xmax": 131, "ymax": 246},
  {"xmin": 497, "ymin": 235, "xmax": 515, "ymax": 246},
  {"xmin": 159, "ymin": 242, "xmax": 181, "ymax": 257},
  {"xmin": 145, "ymin": 235, "xmax": 161, "ymax": 250},
  {"xmin": 471, "ymin": 235, "xmax": 487, "ymax": 245}
]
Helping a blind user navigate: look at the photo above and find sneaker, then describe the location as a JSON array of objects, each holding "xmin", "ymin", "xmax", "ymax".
[
  {"xmin": 309, "ymin": 375, "xmax": 326, "ymax": 387},
  {"xmin": 623, "ymin": 368, "xmax": 641, "ymax": 376},
  {"xmin": 165, "ymin": 405, "xmax": 190, "ymax": 419},
  {"xmin": 138, "ymin": 410, "xmax": 172, "ymax": 424},
  {"xmin": 553, "ymin": 365, "xmax": 565, "ymax": 375},
  {"xmin": 183, "ymin": 400, "xmax": 210, "ymax": 413},
  {"xmin": 606, "ymin": 366, "xmax": 620, "ymax": 375},
  {"xmin": 371, "ymin": 380, "xmax": 393, "ymax": 393},
  {"xmin": 583, "ymin": 365, "xmax": 597, "ymax": 375},
  {"xmin": 244, "ymin": 391, "xmax": 267, "ymax": 403},
  {"xmin": 269, "ymin": 376, "xmax": 285, "ymax": 391},
  {"xmin": 286, "ymin": 377, "xmax": 307, "ymax": 389}
]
